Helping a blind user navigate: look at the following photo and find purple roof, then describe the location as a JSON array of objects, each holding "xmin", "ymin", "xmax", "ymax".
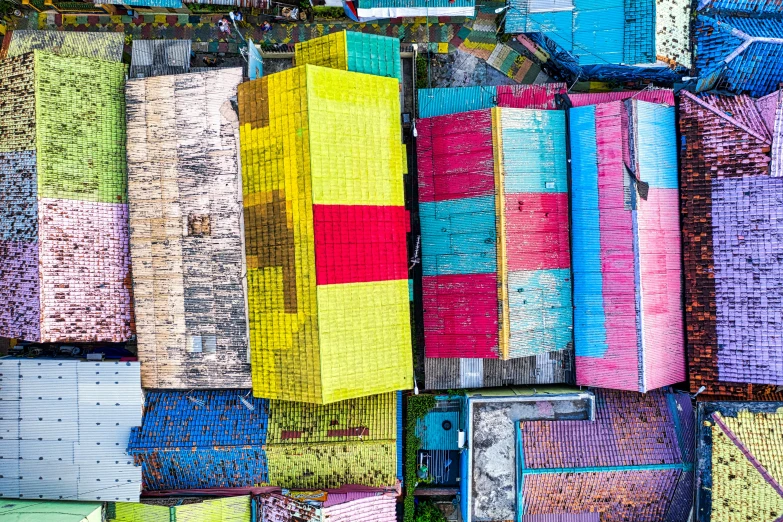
[{"xmin": 521, "ymin": 389, "xmax": 682, "ymax": 469}]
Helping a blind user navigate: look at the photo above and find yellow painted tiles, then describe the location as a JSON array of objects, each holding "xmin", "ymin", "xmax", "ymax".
[
  {"xmin": 306, "ymin": 65, "xmax": 403, "ymax": 206},
  {"xmin": 317, "ymin": 280, "xmax": 412, "ymax": 404},
  {"xmin": 294, "ymin": 31, "xmax": 348, "ymax": 71},
  {"xmin": 239, "ymin": 68, "xmax": 321, "ymax": 403},
  {"xmin": 238, "ymin": 65, "xmax": 410, "ymax": 403},
  {"xmin": 710, "ymin": 412, "xmax": 783, "ymax": 522}
]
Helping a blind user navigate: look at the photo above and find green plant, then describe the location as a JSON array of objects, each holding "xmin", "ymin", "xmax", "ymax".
[
  {"xmin": 312, "ymin": 5, "xmax": 345, "ymax": 18},
  {"xmin": 415, "ymin": 54, "xmax": 429, "ymax": 90},
  {"xmin": 404, "ymin": 394, "xmax": 437, "ymax": 522},
  {"xmin": 414, "ymin": 500, "xmax": 448, "ymax": 522}
]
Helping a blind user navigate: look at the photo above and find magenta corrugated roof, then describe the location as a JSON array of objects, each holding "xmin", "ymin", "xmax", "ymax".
[
  {"xmin": 523, "ymin": 515, "xmax": 601, "ymax": 522},
  {"xmin": 496, "ymin": 83, "xmax": 567, "ymax": 109},
  {"xmin": 568, "ymin": 89, "xmax": 674, "ymax": 107}
]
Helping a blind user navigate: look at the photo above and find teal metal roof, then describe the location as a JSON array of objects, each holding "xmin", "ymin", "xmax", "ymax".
[
  {"xmin": 506, "ymin": 0, "xmax": 655, "ymax": 65},
  {"xmin": 358, "ymin": 0, "xmax": 473, "ymax": 8},
  {"xmin": 418, "ymin": 86, "xmax": 497, "ymax": 118},
  {"xmin": 346, "ymin": 32, "xmax": 402, "ymax": 81}
]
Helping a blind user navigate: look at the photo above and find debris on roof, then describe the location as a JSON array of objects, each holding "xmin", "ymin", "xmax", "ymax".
[{"xmin": 697, "ymin": 402, "xmax": 783, "ymax": 521}]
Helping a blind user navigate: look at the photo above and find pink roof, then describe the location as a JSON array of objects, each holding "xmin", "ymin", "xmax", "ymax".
[{"xmin": 568, "ymin": 90, "xmax": 675, "ymax": 107}]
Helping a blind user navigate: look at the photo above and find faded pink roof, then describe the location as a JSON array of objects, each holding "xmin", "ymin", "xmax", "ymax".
[
  {"xmin": 568, "ymin": 89, "xmax": 675, "ymax": 107},
  {"xmin": 701, "ymin": 93, "xmax": 772, "ymax": 142},
  {"xmin": 321, "ymin": 495, "xmax": 397, "ymax": 522}
]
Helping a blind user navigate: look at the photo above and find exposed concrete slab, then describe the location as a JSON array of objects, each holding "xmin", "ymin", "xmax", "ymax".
[{"xmin": 469, "ymin": 395, "xmax": 591, "ymax": 521}]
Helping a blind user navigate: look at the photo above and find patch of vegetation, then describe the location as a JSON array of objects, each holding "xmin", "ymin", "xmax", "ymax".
[
  {"xmin": 404, "ymin": 394, "xmax": 437, "ymax": 522},
  {"xmin": 414, "ymin": 500, "xmax": 448, "ymax": 522},
  {"xmin": 416, "ymin": 54, "xmax": 429, "ymax": 90},
  {"xmin": 313, "ymin": 5, "xmax": 345, "ymax": 19}
]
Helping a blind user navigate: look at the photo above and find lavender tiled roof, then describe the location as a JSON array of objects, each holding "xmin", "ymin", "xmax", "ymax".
[{"xmin": 521, "ymin": 389, "xmax": 682, "ymax": 469}]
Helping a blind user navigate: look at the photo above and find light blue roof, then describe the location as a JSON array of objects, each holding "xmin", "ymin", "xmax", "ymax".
[{"xmin": 506, "ymin": 0, "xmax": 655, "ymax": 65}]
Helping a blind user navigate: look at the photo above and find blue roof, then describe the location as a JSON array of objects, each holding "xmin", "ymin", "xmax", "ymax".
[
  {"xmin": 127, "ymin": 391, "xmax": 270, "ymax": 490},
  {"xmin": 418, "ymin": 86, "xmax": 498, "ymax": 118},
  {"xmin": 506, "ymin": 0, "xmax": 655, "ymax": 65},
  {"xmin": 695, "ymin": 15, "xmax": 783, "ymax": 97},
  {"xmin": 698, "ymin": 0, "xmax": 783, "ymax": 14}
]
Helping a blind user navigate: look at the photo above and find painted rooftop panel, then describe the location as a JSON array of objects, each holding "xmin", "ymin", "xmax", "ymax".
[
  {"xmin": 522, "ymin": 515, "xmax": 601, "ymax": 522},
  {"xmin": 0, "ymin": 51, "xmax": 132, "ymax": 343},
  {"xmin": 0, "ymin": 500, "xmax": 103, "ymax": 522},
  {"xmin": 5, "ymin": 31, "xmax": 124, "ymax": 62},
  {"xmin": 238, "ymin": 65, "xmax": 412, "ymax": 404},
  {"xmin": 99, "ymin": 0, "xmax": 182, "ymax": 7},
  {"xmin": 695, "ymin": 15, "xmax": 783, "ymax": 97},
  {"xmin": 0, "ymin": 359, "xmax": 141, "ymax": 502},
  {"xmin": 419, "ymin": 107, "xmax": 572, "ymax": 363},
  {"xmin": 680, "ymin": 91, "xmax": 783, "ymax": 399},
  {"xmin": 126, "ymin": 69, "xmax": 251, "ymax": 390},
  {"xmin": 518, "ymin": 389, "xmax": 694, "ymax": 521},
  {"xmin": 699, "ymin": 0, "xmax": 783, "ymax": 13},
  {"xmin": 570, "ymin": 100, "xmax": 684, "ymax": 392},
  {"xmin": 108, "ymin": 497, "xmax": 251, "ymax": 522},
  {"xmin": 567, "ymin": 89, "xmax": 675, "ymax": 106},
  {"xmin": 126, "ymin": 390, "xmax": 399, "ymax": 491},
  {"xmin": 355, "ymin": 0, "xmax": 475, "ymax": 17},
  {"xmin": 417, "ymin": 84, "xmax": 567, "ymax": 119},
  {"xmin": 506, "ymin": 0, "xmax": 690, "ymax": 67},
  {"xmin": 696, "ymin": 402, "xmax": 783, "ymax": 521},
  {"xmin": 295, "ymin": 31, "xmax": 401, "ymax": 81}
]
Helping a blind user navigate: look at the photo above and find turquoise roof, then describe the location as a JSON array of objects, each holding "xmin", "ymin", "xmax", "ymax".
[
  {"xmin": 358, "ymin": 0, "xmax": 474, "ymax": 8},
  {"xmin": 506, "ymin": 0, "xmax": 655, "ymax": 65}
]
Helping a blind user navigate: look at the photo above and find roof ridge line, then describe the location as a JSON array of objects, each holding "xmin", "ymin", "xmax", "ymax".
[
  {"xmin": 711, "ymin": 412, "xmax": 783, "ymax": 499},
  {"xmin": 680, "ymin": 90, "xmax": 772, "ymax": 145}
]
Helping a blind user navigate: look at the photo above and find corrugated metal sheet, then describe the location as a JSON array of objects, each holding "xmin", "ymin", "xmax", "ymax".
[
  {"xmin": 0, "ymin": 359, "xmax": 141, "ymax": 502},
  {"xmin": 321, "ymin": 495, "xmax": 397, "ymax": 521},
  {"xmin": 417, "ymin": 84, "xmax": 566, "ymax": 118},
  {"xmin": 109, "ymin": 497, "xmax": 251, "ymax": 522},
  {"xmin": 0, "ymin": 500, "xmax": 103, "ymax": 521},
  {"xmin": 129, "ymin": 40, "xmax": 191, "ymax": 79},
  {"xmin": 126, "ymin": 68, "xmax": 250, "ymax": 390},
  {"xmin": 0, "ymin": 52, "xmax": 132, "ymax": 343},
  {"xmin": 570, "ymin": 100, "xmax": 684, "ymax": 392},
  {"xmin": 101, "ymin": 0, "xmax": 182, "ymax": 7},
  {"xmin": 6, "ymin": 31, "xmax": 124, "ymax": 62},
  {"xmin": 423, "ymin": 350, "xmax": 573, "ymax": 389},
  {"xmin": 498, "ymin": 108, "xmax": 571, "ymax": 359},
  {"xmin": 357, "ymin": 0, "xmax": 473, "ymax": 8},
  {"xmin": 522, "ymin": 515, "xmax": 601, "ymax": 522},
  {"xmin": 418, "ymin": 107, "xmax": 572, "ymax": 363},
  {"xmin": 679, "ymin": 91, "xmax": 783, "ymax": 399},
  {"xmin": 568, "ymin": 89, "xmax": 675, "ymax": 107},
  {"xmin": 508, "ymin": 0, "xmax": 689, "ymax": 69}
]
